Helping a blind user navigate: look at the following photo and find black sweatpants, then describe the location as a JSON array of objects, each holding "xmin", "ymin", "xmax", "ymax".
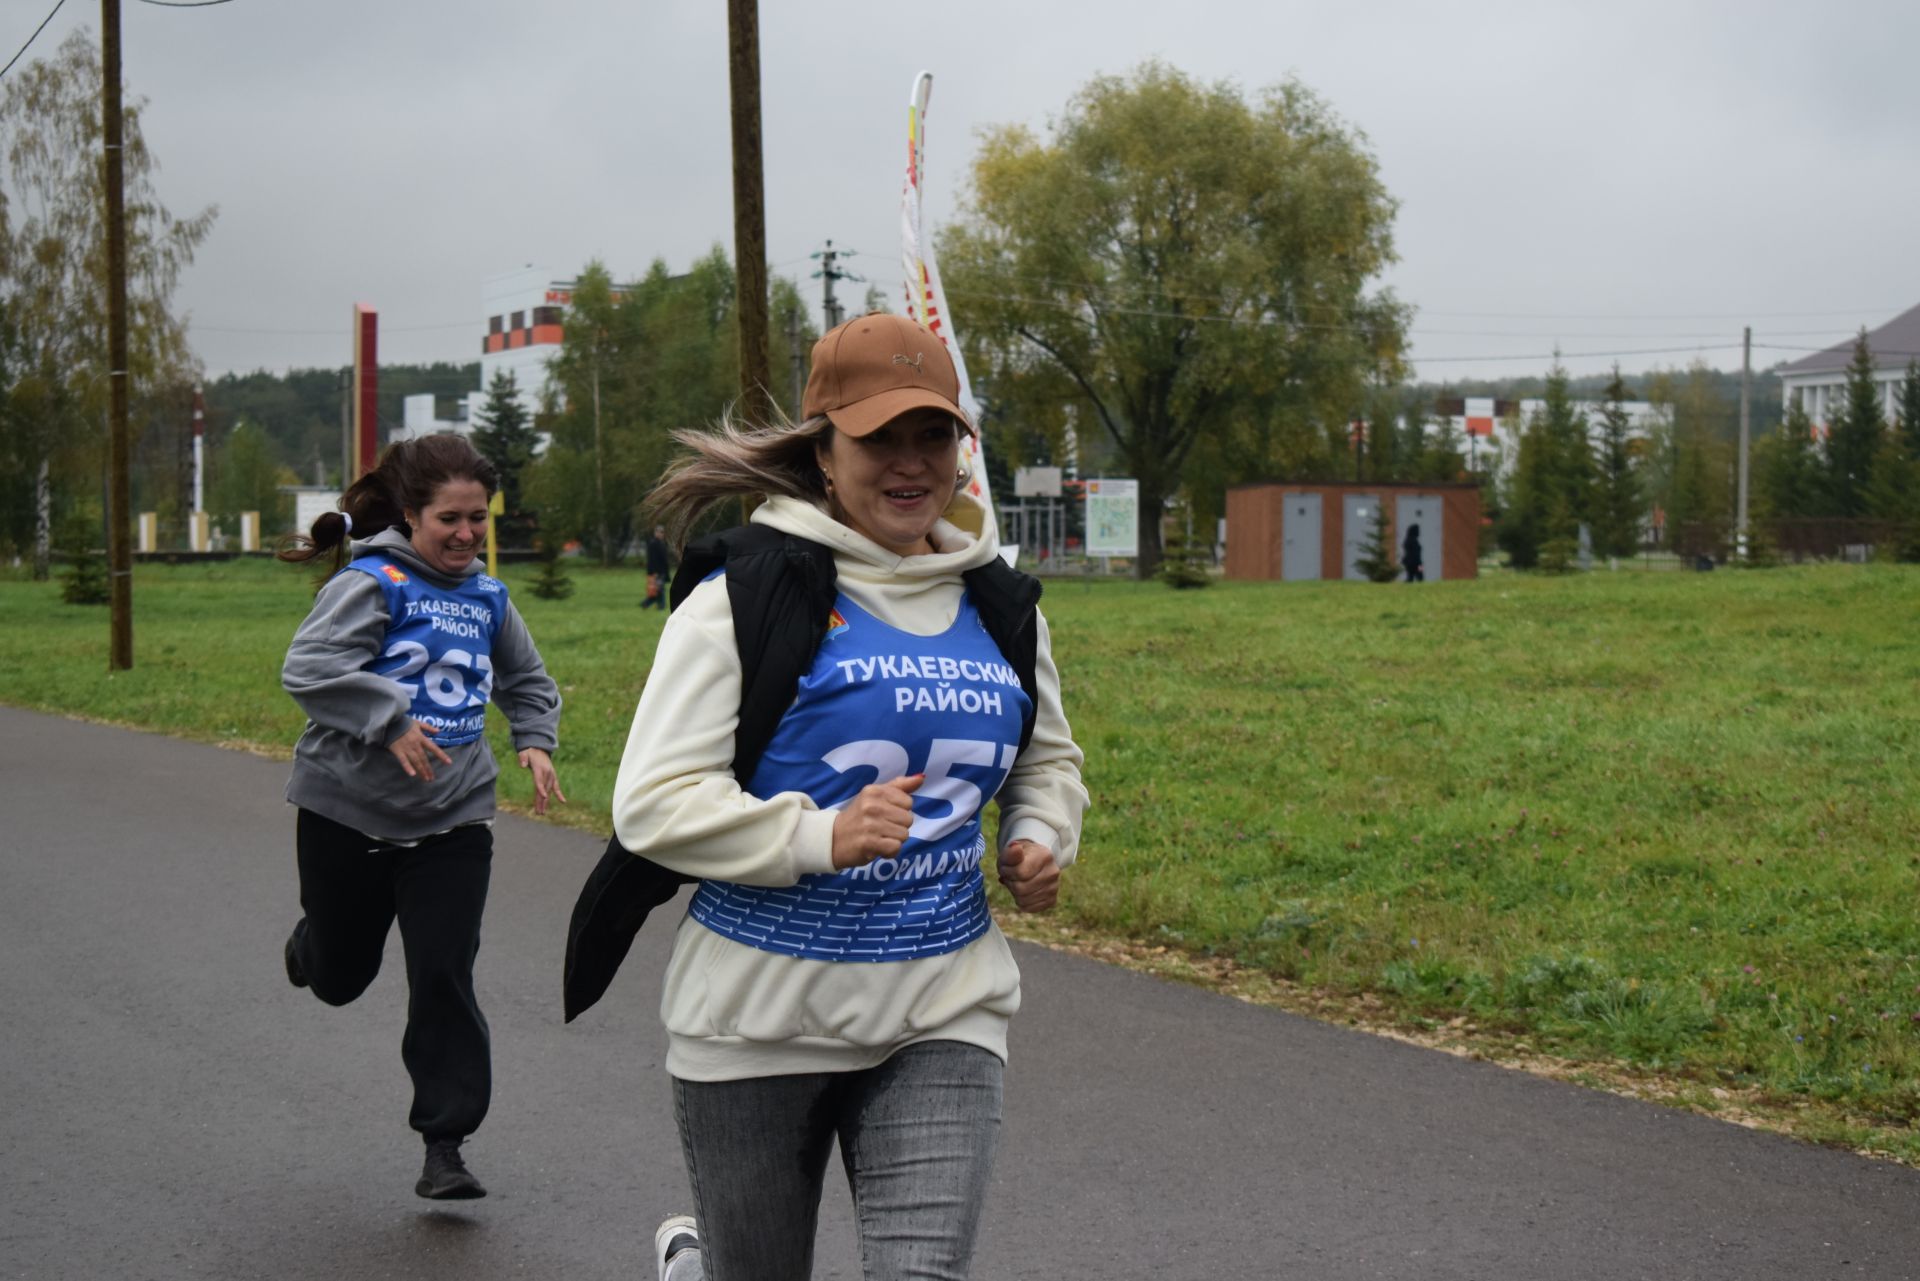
[{"xmin": 291, "ymin": 808, "xmax": 493, "ymax": 1142}]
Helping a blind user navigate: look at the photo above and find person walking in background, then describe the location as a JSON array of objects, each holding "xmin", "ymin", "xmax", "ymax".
[
  {"xmin": 615, "ymin": 314, "xmax": 1088, "ymax": 1280},
  {"xmin": 641, "ymin": 524, "xmax": 672, "ymax": 609},
  {"xmin": 276, "ymin": 434, "xmax": 565, "ymax": 1201},
  {"xmin": 1402, "ymin": 522, "xmax": 1425, "ymax": 583}
]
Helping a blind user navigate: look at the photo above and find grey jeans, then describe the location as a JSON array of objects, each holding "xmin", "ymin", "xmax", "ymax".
[{"xmin": 669, "ymin": 1040, "xmax": 1004, "ymax": 1281}]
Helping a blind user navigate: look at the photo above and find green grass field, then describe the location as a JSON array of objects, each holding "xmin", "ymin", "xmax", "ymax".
[{"xmin": 5, "ymin": 556, "xmax": 1917, "ymax": 1156}]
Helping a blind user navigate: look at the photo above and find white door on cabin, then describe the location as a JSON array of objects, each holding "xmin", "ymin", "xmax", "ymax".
[
  {"xmin": 1281, "ymin": 493, "xmax": 1321, "ymax": 580},
  {"xmin": 1396, "ymin": 494, "xmax": 1443, "ymax": 580}
]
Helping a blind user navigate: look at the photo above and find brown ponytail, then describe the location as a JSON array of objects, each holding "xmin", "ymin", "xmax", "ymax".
[{"xmin": 278, "ymin": 433, "xmax": 497, "ymax": 579}]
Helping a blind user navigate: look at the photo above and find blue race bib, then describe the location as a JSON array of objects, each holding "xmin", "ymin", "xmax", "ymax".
[
  {"xmin": 344, "ymin": 557, "xmax": 507, "ymax": 747},
  {"xmin": 688, "ymin": 590, "xmax": 1032, "ymax": 962}
]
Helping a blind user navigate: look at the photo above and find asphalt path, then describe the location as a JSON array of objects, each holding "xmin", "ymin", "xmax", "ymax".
[{"xmin": 4, "ymin": 703, "xmax": 1918, "ymax": 1280}]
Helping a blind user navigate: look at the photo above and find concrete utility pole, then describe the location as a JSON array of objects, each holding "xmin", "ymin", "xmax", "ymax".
[
  {"xmin": 1737, "ymin": 325, "xmax": 1752, "ymax": 559},
  {"xmin": 726, "ymin": 0, "xmax": 772, "ymax": 426},
  {"xmin": 190, "ymin": 386, "xmax": 206, "ymax": 514},
  {"xmin": 102, "ymin": 0, "xmax": 132, "ymax": 670},
  {"xmin": 788, "ymin": 304, "xmax": 804, "ymax": 411},
  {"xmin": 338, "ymin": 368, "xmax": 353, "ymax": 486},
  {"xmin": 811, "ymin": 240, "xmax": 860, "ymax": 330}
]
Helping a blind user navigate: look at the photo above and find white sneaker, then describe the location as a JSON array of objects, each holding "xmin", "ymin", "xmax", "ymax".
[{"xmin": 654, "ymin": 1214, "xmax": 700, "ymax": 1280}]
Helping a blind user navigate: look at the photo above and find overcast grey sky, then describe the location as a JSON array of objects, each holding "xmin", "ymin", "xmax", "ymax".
[{"xmin": 14, "ymin": 0, "xmax": 1919, "ymax": 384}]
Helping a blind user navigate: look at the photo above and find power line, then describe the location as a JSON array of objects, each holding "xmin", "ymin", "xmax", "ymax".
[
  {"xmin": 193, "ymin": 318, "xmax": 478, "ymax": 335},
  {"xmin": 942, "ymin": 288, "xmax": 1381, "ymax": 333},
  {"xmin": 1753, "ymin": 342, "xmax": 1920, "ymax": 358},
  {"xmin": 197, "ymin": 310, "xmax": 1866, "ymax": 348},
  {"xmin": 136, "ymin": 0, "xmax": 236, "ymax": 6},
  {"xmin": 857, "ymin": 253, "xmax": 1907, "ymax": 325},
  {"xmin": 1409, "ymin": 307, "xmax": 1905, "ymax": 322},
  {"xmin": 943, "ymin": 283, "xmax": 1895, "ymax": 366},
  {"xmin": 1412, "ymin": 344, "xmax": 1743, "ymax": 365},
  {"xmin": 1407, "ymin": 326, "xmax": 1871, "ymax": 341},
  {"xmin": 0, "ymin": 0, "xmax": 66, "ymax": 82}
]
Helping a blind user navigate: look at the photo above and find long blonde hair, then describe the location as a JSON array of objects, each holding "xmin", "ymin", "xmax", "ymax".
[
  {"xmin": 645, "ymin": 410, "xmax": 834, "ymax": 545},
  {"xmin": 647, "ymin": 407, "xmax": 974, "ymax": 547}
]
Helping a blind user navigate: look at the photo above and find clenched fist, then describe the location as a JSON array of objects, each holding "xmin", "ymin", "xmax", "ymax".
[
  {"xmin": 831, "ymin": 774, "xmax": 924, "ymax": 870},
  {"xmin": 997, "ymin": 839, "xmax": 1060, "ymax": 913}
]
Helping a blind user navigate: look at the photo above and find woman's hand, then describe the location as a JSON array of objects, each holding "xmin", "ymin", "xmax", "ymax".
[
  {"xmin": 997, "ymin": 839, "xmax": 1060, "ymax": 913},
  {"xmin": 388, "ymin": 720, "xmax": 452, "ymax": 782},
  {"xmin": 831, "ymin": 774, "xmax": 924, "ymax": 870},
  {"xmin": 518, "ymin": 747, "xmax": 566, "ymax": 815}
]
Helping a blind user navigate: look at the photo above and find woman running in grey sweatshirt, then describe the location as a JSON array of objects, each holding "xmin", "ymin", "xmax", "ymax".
[{"xmin": 277, "ymin": 434, "xmax": 563, "ymax": 1201}]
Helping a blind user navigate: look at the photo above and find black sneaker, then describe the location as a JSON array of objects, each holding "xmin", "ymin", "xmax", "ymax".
[
  {"xmin": 284, "ymin": 924, "xmax": 308, "ymax": 989},
  {"xmin": 416, "ymin": 1138, "xmax": 486, "ymax": 1200}
]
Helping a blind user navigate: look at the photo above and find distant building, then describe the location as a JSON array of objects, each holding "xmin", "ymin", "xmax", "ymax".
[
  {"xmin": 282, "ymin": 485, "xmax": 341, "ymax": 537},
  {"xmin": 1226, "ymin": 481, "xmax": 1483, "ymax": 581},
  {"xmin": 478, "ymin": 267, "xmax": 570, "ymax": 419},
  {"xmin": 391, "ymin": 393, "xmax": 469, "ymax": 443},
  {"xmin": 478, "ymin": 266, "xmax": 635, "ymax": 422},
  {"xmin": 1775, "ymin": 302, "xmax": 1920, "ymax": 430},
  {"xmin": 1427, "ymin": 397, "xmax": 1663, "ymax": 477}
]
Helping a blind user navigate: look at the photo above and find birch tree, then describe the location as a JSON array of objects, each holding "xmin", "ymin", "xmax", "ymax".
[{"xmin": 0, "ymin": 28, "xmax": 215, "ymax": 574}]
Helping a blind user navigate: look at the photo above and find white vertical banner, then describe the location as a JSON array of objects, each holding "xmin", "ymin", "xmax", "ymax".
[{"xmin": 902, "ymin": 71, "xmax": 995, "ymax": 520}]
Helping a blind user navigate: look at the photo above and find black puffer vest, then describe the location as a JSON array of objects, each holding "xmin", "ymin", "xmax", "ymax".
[{"xmin": 562, "ymin": 525, "xmax": 1042, "ymax": 1021}]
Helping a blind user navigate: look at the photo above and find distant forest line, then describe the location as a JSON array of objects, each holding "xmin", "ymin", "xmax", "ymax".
[
  {"xmin": 201, "ymin": 363, "xmax": 482, "ymax": 485},
  {"xmin": 204, "ymin": 358, "xmax": 1793, "ymax": 483}
]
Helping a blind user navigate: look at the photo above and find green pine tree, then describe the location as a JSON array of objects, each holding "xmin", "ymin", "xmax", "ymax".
[
  {"xmin": 470, "ymin": 370, "xmax": 540, "ymax": 549},
  {"xmin": 1158, "ymin": 503, "xmax": 1213, "ymax": 589},
  {"xmin": 1759, "ymin": 399, "xmax": 1825, "ymax": 519},
  {"xmin": 1894, "ymin": 361, "xmax": 1920, "ymax": 561},
  {"xmin": 58, "ymin": 515, "xmax": 108, "ymax": 605},
  {"xmin": 1497, "ymin": 359, "xmax": 1589, "ymax": 567},
  {"xmin": 1592, "ymin": 364, "xmax": 1642, "ymax": 558},
  {"xmin": 529, "ymin": 540, "xmax": 574, "ymax": 601},
  {"xmin": 1738, "ymin": 497, "xmax": 1782, "ymax": 568},
  {"xmin": 1420, "ymin": 410, "xmax": 1466, "ymax": 483},
  {"xmin": 1864, "ymin": 425, "xmax": 1920, "ymax": 561},
  {"xmin": 1498, "ymin": 412, "xmax": 1553, "ymax": 568},
  {"xmin": 1536, "ymin": 494, "xmax": 1579, "ymax": 573},
  {"xmin": 1541, "ymin": 362, "xmax": 1594, "ymax": 526},
  {"xmin": 1901, "ymin": 360, "xmax": 1920, "ymax": 460},
  {"xmin": 1353, "ymin": 498, "xmax": 1398, "ymax": 582},
  {"xmin": 1826, "ymin": 329, "xmax": 1884, "ymax": 518},
  {"xmin": 1398, "ymin": 395, "xmax": 1428, "ymax": 478}
]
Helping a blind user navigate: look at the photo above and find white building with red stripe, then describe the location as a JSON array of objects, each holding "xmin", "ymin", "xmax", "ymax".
[{"xmin": 478, "ymin": 267, "xmax": 571, "ymax": 419}]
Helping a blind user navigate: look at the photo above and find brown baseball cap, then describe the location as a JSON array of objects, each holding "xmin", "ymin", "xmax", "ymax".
[{"xmin": 802, "ymin": 312, "xmax": 975, "ymax": 438}]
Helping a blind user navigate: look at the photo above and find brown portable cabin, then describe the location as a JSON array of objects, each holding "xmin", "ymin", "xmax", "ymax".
[{"xmin": 1225, "ymin": 481, "xmax": 1482, "ymax": 582}]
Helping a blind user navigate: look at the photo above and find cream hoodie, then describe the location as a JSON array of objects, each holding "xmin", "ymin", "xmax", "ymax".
[{"xmin": 611, "ymin": 493, "xmax": 1089, "ymax": 1081}]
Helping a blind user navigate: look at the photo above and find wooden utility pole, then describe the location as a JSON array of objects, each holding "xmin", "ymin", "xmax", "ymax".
[
  {"xmin": 727, "ymin": 0, "xmax": 772, "ymax": 425},
  {"xmin": 103, "ymin": 0, "xmax": 133, "ymax": 669}
]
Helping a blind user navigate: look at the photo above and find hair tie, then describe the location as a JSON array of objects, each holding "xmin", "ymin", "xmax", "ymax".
[{"xmin": 338, "ymin": 511, "xmax": 353, "ymax": 536}]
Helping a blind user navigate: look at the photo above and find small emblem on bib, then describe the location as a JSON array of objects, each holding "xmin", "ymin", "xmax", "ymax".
[
  {"xmin": 381, "ymin": 565, "xmax": 409, "ymax": 585},
  {"xmin": 826, "ymin": 608, "xmax": 849, "ymax": 640}
]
